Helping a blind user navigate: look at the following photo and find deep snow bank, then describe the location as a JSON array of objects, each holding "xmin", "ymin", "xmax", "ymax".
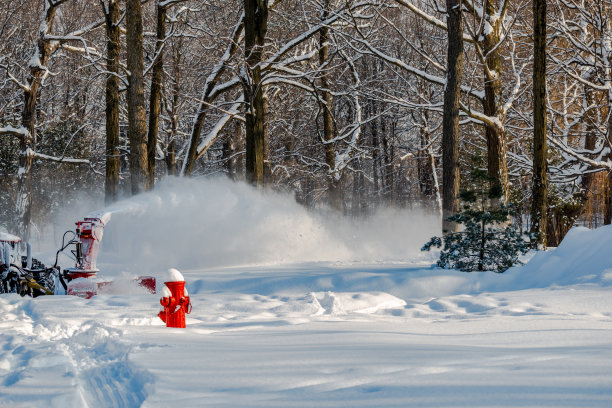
[
  {"xmin": 69, "ymin": 177, "xmax": 440, "ymax": 275},
  {"xmin": 511, "ymin": 225, "xmax": 612, "ymax": 287}
]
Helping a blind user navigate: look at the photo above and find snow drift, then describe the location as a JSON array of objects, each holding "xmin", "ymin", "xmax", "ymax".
[{"xmin": 510, "ymin": 225, "xmax": 612, "ymax": 287}]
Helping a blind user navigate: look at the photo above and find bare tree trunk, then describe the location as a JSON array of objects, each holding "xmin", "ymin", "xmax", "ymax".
[
  {"xmin": 147, "ymin": 3, "xmax": 167, "ymax": 186},
  {"xmin": 243, "ymin": 0, "xmax": 268, "ymax": 187},
  {"xmin": 166, "ymin": 99, "xmax": 177, "ymax": 176},
  {"xmin": 14, "ymin": 3, "xmax": 58, "ymax": 240},
  {"xmin": 371, "ymin": 102, "xmax": 381, "ymax": 200},
  {"xmin": 382, "ymin": 115, "xmax": 393, "ymax": 203},
  {"xmin": 263, "ymin": 94, "xmax": 272, "ymax": 184},
  {"xmin": 166, "ymin": 36, "xmax": 183, "ymax": 176},
  {"xmin": 482, "ymin": 0, "xmax": 509, "ymax": 201},
  {"xmin": 104, "ymin": 0, "xmax": 121, "ymax": 205},
  {"xmin": 574, "ymin": 79, "xmax": 598, "ymax": 226},
  {"xmin": 222, "ymin": 131, "xmax": 236, "ymax": 180},
  {"xmin": 606, "ymin": 18, "xmax": 612, "ymax": 225},
  {"xmin": 442, "ymin": 0, "xmax": 463, "ymax": 234},
  {"xmin": 319, "ymin": 0, "xmax": 341, "ymax": 210},
  {"xmin": 235, "ymin": 120, "xmax": 245, "ymax": 181},
  {"xmin": 166, "ymin": 136, "xmax": 176, "ymax": 175},
  {"xmin": 126, "ymin": 0, "xmax": 150, "ymax": 194},
  {"xmin": 417, "ymin": 110, "xmax": 434, "ymax": 197},
  {"xmin": 605, "ymin": 4, "xmax": 612, "ymax": 225},
  {"xmin": 352, "ymin": 161, "xmax": 364, "ymax": 216},
  {"xmin": 531, "ymin": 0, "xmax": 548, "ymax": 247},
  {"xmin": 605, "ymin": 90, "xmax": 612, "ymax": 225}
]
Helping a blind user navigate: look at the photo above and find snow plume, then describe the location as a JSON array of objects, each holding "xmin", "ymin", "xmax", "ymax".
[{"xmin": 82, "ymin": 177, "xmax": 440, "ymax": 275}]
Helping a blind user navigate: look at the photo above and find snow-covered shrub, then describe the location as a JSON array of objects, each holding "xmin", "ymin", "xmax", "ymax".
[{"xmin": 422, "ymin": 165, "xmax": 529, "ymax": 272}]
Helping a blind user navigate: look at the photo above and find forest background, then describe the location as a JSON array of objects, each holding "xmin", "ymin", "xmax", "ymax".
[{"xmin": 0, "ymin": 0, "xmax": 610, "ymax": 249}]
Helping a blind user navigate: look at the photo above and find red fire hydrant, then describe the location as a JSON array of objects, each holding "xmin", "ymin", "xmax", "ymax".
[{"xmin": 158, "ymin": 268, "xmax": 191, "ymax": 328}]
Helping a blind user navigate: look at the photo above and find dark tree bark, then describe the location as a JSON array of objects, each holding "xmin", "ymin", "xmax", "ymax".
[
  {"xmin": 147, "ymin": 3, "xmax": 167, "ymax": 186},
  {"xmin": 103, "ymin": 0, "xmax": 121, "ymax": 205},
  {"xmin": 382, "ymin": 115, "xmax": 394, "ymax": 203},
  {"xmin": 126, "ymin": 0, "xmax": 150, "ymax": 194},
  {"xmin": 371, "ymin": 102, "xmax": 381, "ymax": 199},
  {"xmin": 482, "ymin": 0, "xmax": 509, "ymax": 201},
  {"xmin": 263, "ymin": 94, "xmax": 272, "ymax": 184},
  {"xmin": 605, "ymin": 2, "xmax": 612, "ymax": 225},
  {"xmin": 581, "ymin": 81, "xmax": 597, "ymax": 203},
  {"xmin": 243, "ymin": 0, "xmax": 268, "ymax": 187},
  {"xmin": 222, "ymin": 135, "xmax": 236, "ymax": 180},
  {"xmin": 599, "ymin": 3, "xmax": 612, "ymax": 225},
  {"xmin": 418, "ymin": 116, "xmax": 435, "ymax": 197},
  {"xmin": 442, "ymin": 0, "xmax": 463, "ymax": 234},
  {"xmin": 14, "ymin": 2, "xmax": 59, "ymax": 240},
  {"xmin": 606, "ymin": 119, "xmax": 612, "ymax": 225},
  {"xmin": 531, "ymin": 0, "xmax": 548, "ymax": 247},
  {"xmin": 319, "ymin": 0, "xmax": 341, "ymax": 210},
  {"xmin": 165, "ymin": 38, "xmax": 183, "ymax": 176}
]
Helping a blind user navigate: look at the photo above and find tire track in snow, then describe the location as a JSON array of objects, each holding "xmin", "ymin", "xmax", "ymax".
[
  {"xmin": 50, "ymin": 322, "xmax": 154, "ymax": 408},
  {"xmin": 0, "ymin": 297, "xmax": 154, "ymax": 407},
  {"xmin": 80, "ymin": 356, "xmax": 153, "ymax": 408}
]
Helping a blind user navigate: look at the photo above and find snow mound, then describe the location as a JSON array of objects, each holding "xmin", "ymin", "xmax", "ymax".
[
  {"xmin": 514, "ymin": 225, "xmax": 612, "ymax": 288},
  {"xmin": 313, "ymin": 291, "xmax": 407, "ymax": 315}
]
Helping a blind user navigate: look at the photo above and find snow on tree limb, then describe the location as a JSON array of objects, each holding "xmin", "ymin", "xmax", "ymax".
[
  {"xmin": 548, "ymin": 136, "xmax": 612, "ymax": 171},
  {"xmin": 392, "ymin": 0, "xmax": 474, "ymax": 43},
  {"xmin": 0, "ymin": 125, "xmax": 31, "ymax": 140},
  {"xmin": 26, "ymin": 148, "xmax": 90, "ymax": 165},
  {"xmin": 349, "ymin": 33, "xmax": 485, "ymax": 102},
  {"xmin": 195, "ymin": 98, "xmax": 244, "ymax": 161}
]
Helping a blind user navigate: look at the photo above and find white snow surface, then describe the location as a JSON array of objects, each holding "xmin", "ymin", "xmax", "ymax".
[{"xmin": 1, "ymin": 178, "xmax": 612, "ymax": 407}]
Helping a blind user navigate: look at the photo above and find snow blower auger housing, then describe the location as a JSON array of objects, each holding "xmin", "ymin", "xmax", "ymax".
[{"xmin": 1, "ymin": 211, "xmax": 156, "ymax": 299}]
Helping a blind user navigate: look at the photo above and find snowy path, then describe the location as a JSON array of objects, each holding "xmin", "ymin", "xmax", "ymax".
[{"xmin": 1, "ymin": 263, "xmax": 611, "ymax": 407}]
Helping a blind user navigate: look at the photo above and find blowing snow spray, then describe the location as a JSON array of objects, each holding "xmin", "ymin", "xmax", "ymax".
[{"xmin": 158, "ymin": 268, "xmax": 191, "ymax": 328}]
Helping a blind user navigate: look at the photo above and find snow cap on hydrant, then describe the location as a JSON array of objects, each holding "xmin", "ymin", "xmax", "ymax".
[
  {"xmin": 158, "ymin": 268, "xmax": 191, "ymax": 328},
  {"xmin": 166, "ymin": 267, "xmax": 184, "ymax": 282}
]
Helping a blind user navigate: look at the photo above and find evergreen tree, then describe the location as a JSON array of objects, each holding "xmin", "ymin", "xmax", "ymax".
[{"xmin": 422, "ymin": 159, "xmax": 529, "ymax": 272}]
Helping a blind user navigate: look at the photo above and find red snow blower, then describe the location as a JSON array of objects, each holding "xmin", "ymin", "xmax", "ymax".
[{"xmin": 1, "ymin": 212, "xmax": 156, "ymax": 299}]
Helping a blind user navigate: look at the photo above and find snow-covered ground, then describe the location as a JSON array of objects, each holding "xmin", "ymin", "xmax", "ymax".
[{"xmin": 1, "ymin": 179, "xmax": 611, "ymax": 407}]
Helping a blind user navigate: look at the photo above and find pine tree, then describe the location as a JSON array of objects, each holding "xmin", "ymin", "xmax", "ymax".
[{"xmin": 422, "ymin": 159, "xmax": 529, "ymax": 272}]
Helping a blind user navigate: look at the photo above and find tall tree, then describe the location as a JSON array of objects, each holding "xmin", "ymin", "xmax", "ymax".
[
  {"xmin": 13, "ymin": 1, "xmax": 59, "ymax": 239},
  {"xmin": 531, "ymin": 0, "xmax": 548, "ymax": 247},
  {"xmin": 476, "ymin": 0, "xmax": 510, "ymax": 201},
  {"xmin": 442, "ymin": 0, "xmax": 464, "ymax": 234},
  {"xmin": 319, "ymin": 0, "xmax": 341, "ymax": 210},
  {"xmin": 0, "ymin": 0, "xmax": 91, "ymax": 239},
  {"xmin": 146, "ymin": 1, "xmax": 167, "ymax": 187},
  {"xmin": 126, "ymin": 0, "xmax": 150, "ymax": 194},
  {"xmin": 243, "ymin": 0, "xmax": 268, "ymax": 187},
  {"xmin": 102, "ymin": 0, "xmax": 121, "ymax": 204}
]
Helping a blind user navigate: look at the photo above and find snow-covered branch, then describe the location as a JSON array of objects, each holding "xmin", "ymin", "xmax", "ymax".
[{"xmin": 0, "ymin": 125, "xmax": 30, "ymax": 141}]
